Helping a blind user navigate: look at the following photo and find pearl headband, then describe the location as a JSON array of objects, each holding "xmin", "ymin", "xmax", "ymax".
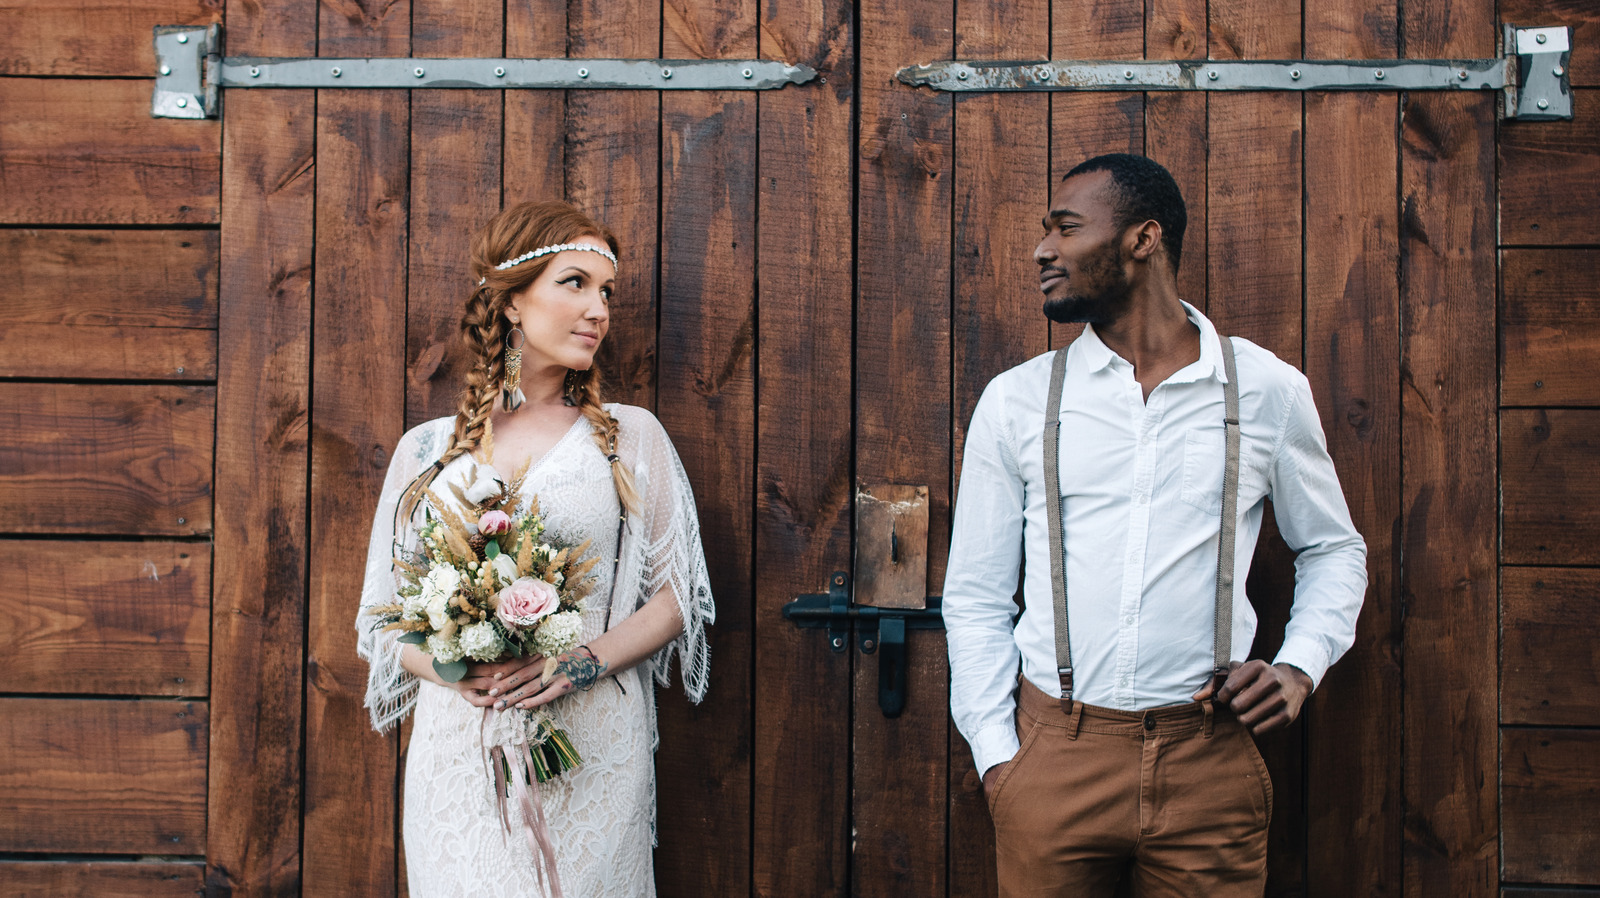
[{"xmin": 477, "ymin": 242, "xmax": 619, "ymax": 285}]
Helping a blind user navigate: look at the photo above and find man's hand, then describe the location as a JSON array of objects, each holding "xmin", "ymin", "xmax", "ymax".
[
  {"xmin": 982, "ymin": 762, "xmax": 1010, "ymax": 800},
  {"xmin": 1193, "ymin": 660, "xmax": 1313, "ymax": 736}
]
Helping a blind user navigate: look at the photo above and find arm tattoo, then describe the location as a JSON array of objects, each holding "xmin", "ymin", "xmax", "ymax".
[{"xmin": 557, "ymin": 645, "xmax": 608, "ymax": 691}]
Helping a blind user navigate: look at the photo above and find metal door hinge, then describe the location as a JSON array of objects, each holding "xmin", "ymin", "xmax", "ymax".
[
  {"xmin": 152, "ymin": 24, "xmax": 817, "ymax": 119},
  {"xmin": 897, "ymin": 23, "xmax": 1573, "ymax": 121},
  {"xmin": 783, "ymin": 572, "xmax": 945, "ymax": 718}
]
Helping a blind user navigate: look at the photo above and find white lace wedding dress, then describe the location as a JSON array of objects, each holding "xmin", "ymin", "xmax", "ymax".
[{"xmin": 357, "ymin": 404, "xmax": 714, "ymax": 897}]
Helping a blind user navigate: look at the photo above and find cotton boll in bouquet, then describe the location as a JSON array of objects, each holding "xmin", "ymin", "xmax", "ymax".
[{"xmin": 367, "ymin": 450, "xmax": 598, "ymax": 784}]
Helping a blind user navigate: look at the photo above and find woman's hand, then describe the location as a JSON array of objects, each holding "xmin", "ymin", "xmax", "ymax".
[
  {"xmin": 400, "ymin": 645, "xmax": 546, "ymax": 709},
  {"xmin": 491, "ymin": 646, "xmax": 609, "ymax": 711}
]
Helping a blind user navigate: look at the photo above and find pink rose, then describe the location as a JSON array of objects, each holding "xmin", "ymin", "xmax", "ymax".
[
  {"xmin": 496, "ymin": 577, "xmax": 560, "ymax": 629},
  {"xmin": 478, "ymin": 510, "xmax": 512, "ymax": 535}
]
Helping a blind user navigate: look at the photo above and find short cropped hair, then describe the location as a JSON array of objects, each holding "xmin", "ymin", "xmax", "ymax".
[{"xmin": 1063, "ymin": 154, "xmax": 1187, "ymax": 272}]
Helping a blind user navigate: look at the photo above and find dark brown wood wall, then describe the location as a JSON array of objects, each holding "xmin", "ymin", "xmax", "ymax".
[{"xmin": 1, "ymin": 0, "xmax": 1598, "ymax": 895}]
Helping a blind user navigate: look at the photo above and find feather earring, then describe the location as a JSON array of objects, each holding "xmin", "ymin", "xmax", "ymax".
[{"xmin": 503, "ymin": 327, "xmax": 526, "ymax": 411}]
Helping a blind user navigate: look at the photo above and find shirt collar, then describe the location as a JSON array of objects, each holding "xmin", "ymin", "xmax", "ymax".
[{"xmin": 1073, "ymin": 300, "xmax": 1228, "ymax": 384}]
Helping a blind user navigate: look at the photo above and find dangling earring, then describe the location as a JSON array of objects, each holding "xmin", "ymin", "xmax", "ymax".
[
  {"xmin": 502, "ymin": 327, "xmax": 526, "ymax": 411},
  {"xmin": 563, "ymin": 369, "xmax": 579, "ymax": 407}
]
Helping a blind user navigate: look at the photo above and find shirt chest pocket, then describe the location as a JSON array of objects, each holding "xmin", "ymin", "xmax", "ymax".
[{"xmin": 1180, "ymin": 430, "xmax": 1226, "ymax": 515}]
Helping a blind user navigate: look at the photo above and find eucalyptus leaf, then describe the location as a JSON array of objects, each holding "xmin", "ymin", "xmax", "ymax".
[
  {"xmin": 485, "ymin": 540, "xmax": 500, "ymax": 560},
  {"xmin": 433, "ymin": 658, "xmax": 469, "ymax": 683},
  {"xmin": 397, "ymin": 631, "xmax": 425, "ymax": 645}
]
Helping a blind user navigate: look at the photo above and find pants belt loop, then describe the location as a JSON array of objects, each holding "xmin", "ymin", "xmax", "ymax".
[
  {"xmin": 1065, "ymin": 701, "xmax": 1084, "ymax": 740},
  {"xmin": 1202, "ymin": 699, "xmax": 1215, "ymax": 739}
]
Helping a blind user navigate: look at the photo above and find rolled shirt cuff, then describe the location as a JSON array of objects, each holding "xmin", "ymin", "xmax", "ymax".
[
  {"xmin": 1272, "ymin": 633, "xmax": 1332, "ymax": 690},
  {"xmin": 969, "ymin": 722, "xmax": 1021, "ymax": 779}
]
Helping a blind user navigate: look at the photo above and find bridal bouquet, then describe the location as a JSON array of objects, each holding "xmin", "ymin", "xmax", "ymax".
[{"xmin": 367, "ymin": 454, "xmax": 599, "ymax": 783}]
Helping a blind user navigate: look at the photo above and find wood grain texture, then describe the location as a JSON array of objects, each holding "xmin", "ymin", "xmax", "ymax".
[
  {"xmin": 1303, "ymin": 4, "xmax": 1402, "ymax": 893},
  {"xmin": 300, "ymin": 10, "xmax": 409, "ymax": 895},
  {"xmin": 0, "ymin": 861, "xmax": 204, "ymax": 897},
  {"xmin": 856, "ymin": 0, "xmax": 952, "ymax": 891},
  {"xmin": 303, "ymin": 83, "xmax": 409, "ymax": 898},
  {"xmin": 0, "ymin": 383, "xmax": 212, "ymax": 535},
  {"xmin": 1399, "ymin": 78, "xmax": 1498, "ymax": 898},
  {"xmin": 1501, "ymin": 568, "xmax": 1600, "ymax": 727},
  {"xmin": 0, "ymin": 79, "xmax": 218, "ymax": 225},
  {"xmin": 0, "ymin": 228, "xmax": 217, "ymax": 379},
  {"xmin": 0, "ymin": 698, "xmax": 206, "ymax": 854},
  {"xmin": 1502, "ymin": 409, "xmax": 1600, "ymax": 566},
  {"xmin": 947, "ymin": 0, "xmax": 1052, "ymax": 891},
  {"xmin": 207, "ymin": 4, "xmax": 314, "ymax": 894},
  {"xmin": 567, "ymin": 0, "xmax": 658, "ymax": 410},
  {"xmin": 1499, "ymin": 0, "xmax": 1598, "ymax": 86},
  {"xmin": 751, "ymin": 0, "xmax": 854, "ymax": 892},
  {"xmin": 1500, "ymin": 250, "xmax": 1600, "ymax": 407},
  {"xmin": 1145, "ymin": 0, "xmax": 1207, "ymax": 313},
  {"xmin": 0, "ymin": 540, "xmax": 208, "ymax": 695},
  {"xmin": 1204, "ymin": 5, "xmax": 1306, "ymax": 893},
  {"xmin": 407, "ymin": 0, "xmax": 502, "ymax": 429},
  {"xmin": 1500, "ymin": 91, "xmax": 1600, "ymax": 247},
  {"xmin": 654, "ymin": 0, "xmax": 756, "ymax": 891},
  {"xmin": 504, "ymin": 0, "xmax": 567, "ymax": 203},
  {"xmin": 1502, "ymin": 729, "xmax": 1600, "ymax": 884},
  {"xmin": 0, "ymin": 0, "xmax": 220, "ymax": 75}
]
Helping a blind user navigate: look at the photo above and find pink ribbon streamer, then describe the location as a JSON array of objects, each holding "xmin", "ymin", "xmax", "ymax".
[{"xmin": 482, "ymin": 709, "xmax": 564, "ymax": 897}]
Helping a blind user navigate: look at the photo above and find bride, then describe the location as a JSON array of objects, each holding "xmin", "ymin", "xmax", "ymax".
[{"xmin": 357, "ymin": 200, "xmax": 715, "ymax": 896}]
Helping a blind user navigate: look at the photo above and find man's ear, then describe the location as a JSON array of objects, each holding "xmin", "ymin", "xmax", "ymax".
[{"xmin": 1127, "ymin": 219, "xmax": 1164, "ymax": 263}]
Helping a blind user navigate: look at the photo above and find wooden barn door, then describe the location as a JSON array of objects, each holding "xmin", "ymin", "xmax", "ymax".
[{"xmin": 7, "ymin": 0, "xmax": 1589, "ymax": 894}]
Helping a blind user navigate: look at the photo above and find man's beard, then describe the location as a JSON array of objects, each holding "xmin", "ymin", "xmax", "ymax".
[{"xmin": 1041, "ymin": 243, "xmax": 1131, "ymax": 324}]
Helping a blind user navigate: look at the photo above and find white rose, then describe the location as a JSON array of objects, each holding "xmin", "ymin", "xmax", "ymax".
[
  {"xmin": 401, "ymin": 590, "xmax": 427, "ymax": 617},
  {"xmin": 491, "ymin": 553, "xmax": 519, "ymax": 585}
]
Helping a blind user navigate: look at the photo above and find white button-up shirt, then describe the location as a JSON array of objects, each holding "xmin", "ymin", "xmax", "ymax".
[{"xmin": 944, "ymin": 303, "xmax": 1367, "ymax": 777}]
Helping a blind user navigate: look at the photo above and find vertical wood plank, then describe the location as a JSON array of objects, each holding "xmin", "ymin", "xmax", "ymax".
[
  {"xmin": 1302, "ymin": 2, "xmax": 1402, "ymax": 895},
  {"xmin": 1206, "ymin": 0, "xmax": 1305, "ymax": 892},
  {"xmin": 407, "ymin": 2, "xmax": 503, "ymax": 428},
  {"xmin": 947, "ymin": 0, "xmax": 1052, "ymax": 892},
  {"xmin": 1401, "ymin": 0, "xmax": 1497, "ymax": 888},
  {"xmin": 209, "ymin": 5, "xmax": 315, "ymax": 893},
  {"xmin": 752, "ymin": 0, "xmax": 855, "ymax": 893},
  {"xmin": 857, "ymin": 0, "xmax": 951, "ymax": 891},
  {"xmin": 1145, "ymin": 0, "xmax": 1208, "ymax": 311},
  {"xmin": 567, "ymin": 0, "xmax": 659, "ymax": 410},
  {"xmin": 504, "ymin": 0, "xmax": 567, "ymax": 202},
  {"xmin": 655, "ymin": 0, "xmax": 757, "ymax": 893},
  {"xmin": 302, "ymin": 3, "xmax": 410, "ymax": 895}
]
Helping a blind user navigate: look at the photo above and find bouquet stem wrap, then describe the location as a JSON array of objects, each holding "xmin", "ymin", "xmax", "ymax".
[{"xmin": 483, "ymin": 709, "xmax": 565, "ymax": 897}]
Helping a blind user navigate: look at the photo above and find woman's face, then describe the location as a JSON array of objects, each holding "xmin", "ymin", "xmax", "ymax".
[{"xmin": 505, "ymin": 237, "xmax": 616, "ymax": 374}]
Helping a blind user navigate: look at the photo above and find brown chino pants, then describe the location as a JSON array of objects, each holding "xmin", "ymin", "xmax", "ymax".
[{"xmin": 988, "ymin": 679, "xmax": 1271, "ymax": 897}]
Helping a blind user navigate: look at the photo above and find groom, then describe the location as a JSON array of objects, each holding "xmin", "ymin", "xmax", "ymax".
[{"xmin": 942, "ymin": 154, "xmax": 1368, "ymax": 896}]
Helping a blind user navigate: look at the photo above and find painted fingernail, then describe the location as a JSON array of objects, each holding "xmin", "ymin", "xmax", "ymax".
[
  {"xmin": 494, "ymin": 700, "xmax": 505, "ymax": 710},
  {"xmin": 488, "ymin": 688, "xmax": 499, "ymax": 696},
  {"xmin": 494, "ymin": 672, "xmax": 503, "ymax": 679}
]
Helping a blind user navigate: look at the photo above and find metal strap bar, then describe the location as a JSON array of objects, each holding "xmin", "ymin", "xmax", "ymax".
[
  {"xmin": 895, "ymin": 23, "xmax": 1573, "ymax": 121},
  {"xmin": 152, "ymin": 24, "xmax": 817, "ymax": 119}
]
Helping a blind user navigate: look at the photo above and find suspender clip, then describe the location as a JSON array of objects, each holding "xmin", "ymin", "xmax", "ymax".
[{"xmin": 1057, "ymin": 666, "xmax": 1074, "ymax": 702}]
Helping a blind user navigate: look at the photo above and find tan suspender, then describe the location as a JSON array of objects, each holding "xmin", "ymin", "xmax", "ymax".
[{"xmin": 1043, "ymin": 337, "xmax": 1242, "ymax": 711}]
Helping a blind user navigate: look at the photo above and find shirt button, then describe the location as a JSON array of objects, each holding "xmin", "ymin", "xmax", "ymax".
[
  {"xmin": 1124, "ymin": 615, "xmax": 1135, "ymax": 625},
  {"xmin": 1137, "ymin": 493, "xmax": 1149, "ymax": 505},
  {"xmin": 1119, "ymin": 677, "xmax": 1130, "ymax": 687}
]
